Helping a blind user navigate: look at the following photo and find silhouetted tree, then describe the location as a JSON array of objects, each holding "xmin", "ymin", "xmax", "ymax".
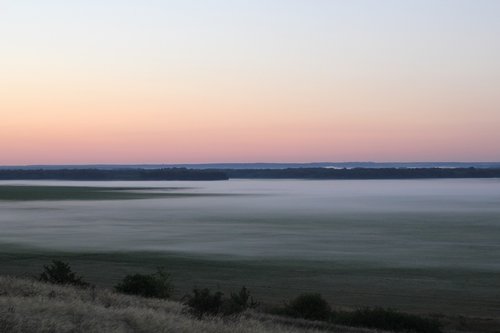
[
  {"xmin": 38, "ymin": 260, "xmax": 90, "ymax": 287},
  {"xmin": 114, "ymin": 268, "xmax": 173, "ymax": 299},
  {"xmin": 184, "ymin": 288, "xmax": 224, "ymax": 319},
  {"xmin": 283, "ymin": 293, "xmax": 332, "ymax": 321}
]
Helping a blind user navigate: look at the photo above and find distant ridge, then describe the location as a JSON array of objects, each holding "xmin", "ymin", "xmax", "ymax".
[{"xmin": 1, "ymin": 162, "xmax": 500, "ymax": 170}]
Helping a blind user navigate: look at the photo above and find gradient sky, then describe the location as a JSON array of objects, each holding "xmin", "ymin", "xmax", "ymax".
[{"xmin": 1, "ymin": 0, "xmax": 499, "ymax": 164}]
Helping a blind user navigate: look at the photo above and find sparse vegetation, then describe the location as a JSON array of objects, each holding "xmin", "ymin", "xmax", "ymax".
[
  {"xmin": 223, "ymin": 286, "xmax": 259, "ymax": 315},
  {"xmin": 184, "ymin": 287, "xmax": 225, "ymax": 319},
  {"xmin": 184, "ymin": 286, "xmax": 259, "ymax": 318},
  {"xmin": 2, "ymin": 260, "xmax": 480, "ymax": 333},
  {"xmin": 272, "ymin": 293, "xmax": 442, "ymax": 333},
  {"xmin": 280, "ymin": 293, "xmax": 332, "ymax": 321},
  {"xmin": 38, "ymin": 260, "xmax": 89, "ymax": 288},
  {"xmin": 1, "ymin": 276, "xmax": 349, "ymax": 333},
  {"xmin": 3, "ymin": 272, "xmax": 491, "ymax": 333},
  {"xmin": 114, "ymin": 267, "xmax": 173, "ymax": 299},
  {"xmin": 334, "ymin": 307, "xmax": 442, "ymax": 333}
]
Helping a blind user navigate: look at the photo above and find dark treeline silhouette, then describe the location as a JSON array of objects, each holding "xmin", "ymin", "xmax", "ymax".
[
  {"xmin": 0, "ymin": 168, "xmax": 228, "ymax": 181},
  {"xmin": 222, "ymin": 167, "xmax": 500, "ymax": 179},
  {"xmin": 1, "ymin": 167, "xmax": 500, "ymax": 180}
]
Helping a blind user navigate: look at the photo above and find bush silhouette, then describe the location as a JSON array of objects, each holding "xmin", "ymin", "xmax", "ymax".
[
  {"xmin": 184, "ymin": 288, "xmax": 224, "ymax": 319},
  {"xmin": 114, "ymin": 268, "xmax": 173, "ymax": 299},
  {"xmin": 283, "ymin": 293, "xmax": 332, "ymax": 321},
  {"xmin": 38, "ymin": 260, "xmax": 89, "ymax": 287},
  {"xmin": 222, "ymin": 286, "xmax": 259, "ymax": 315},
  {"xmin": 334, "ymin": 307, "xmax": 442, "ymax": 333}
]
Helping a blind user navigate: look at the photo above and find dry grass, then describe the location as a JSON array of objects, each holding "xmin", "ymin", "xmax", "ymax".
[{"xmin": 0, "ymin": 276, "xmax": 384, "ymax": 333}]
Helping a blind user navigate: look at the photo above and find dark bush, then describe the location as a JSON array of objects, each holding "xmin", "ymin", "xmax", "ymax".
[
  {"xmin": 283, "ymin": 293, "xmax": 332, "ymax": 321},
  {"xmin": 334, "ymin": 307, "xmax": 442, "ymax": 333},
  {"xmin": 114, "ymin": 268, "xmax": 173, "ymax": 299},
  {"xmin": 184, "ymin": 288, "xmax": 224, "ymax": 319},
  {"xmin": 222, "ymin": 286, "xmax": 259, "ymax": 315},
  {"xmin": 38, "ymin": 260, "xmax": 89, "ymax": 287}
]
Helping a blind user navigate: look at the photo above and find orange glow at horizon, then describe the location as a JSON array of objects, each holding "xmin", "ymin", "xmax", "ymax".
[{"xmin": 1, "ymin": 1, "xmax": 499, "ymax": 164}]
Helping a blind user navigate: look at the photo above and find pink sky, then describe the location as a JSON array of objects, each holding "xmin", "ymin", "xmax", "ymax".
[{"xmin": 1, "ymin": 1, "xmax": 499, "ymax": 164}]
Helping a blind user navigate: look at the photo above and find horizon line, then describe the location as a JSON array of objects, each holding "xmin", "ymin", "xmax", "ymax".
[{"xmin": 2, "ymin": 161, "xmax": 500, "ymax": 168}]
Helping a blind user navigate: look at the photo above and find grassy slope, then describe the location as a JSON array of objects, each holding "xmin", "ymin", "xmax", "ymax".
[
  {"xmin": 0, "ymin": 277, "xmax": 382, "ymax": 333},
  {"xmin": 2, "ymin": 247, "xmax": 499, "ymax": 318}
]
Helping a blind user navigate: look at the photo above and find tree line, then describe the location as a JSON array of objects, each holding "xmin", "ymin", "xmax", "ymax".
[
  {"xmin": 0, "ymin": 168, "xmax": 228, "ymax": 180},
  {"xmin": 1, "ymin": 167, "xmax": 500, "ymax": 180},
  {"xmin": 223, "ymin": 167, "xmax": 500, "ymax": 179}
]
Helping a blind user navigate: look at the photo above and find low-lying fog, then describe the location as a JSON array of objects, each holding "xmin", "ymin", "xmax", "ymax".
[{"xmin": 1, "ymin": 179, "xmax": 500, "ymax": 269}]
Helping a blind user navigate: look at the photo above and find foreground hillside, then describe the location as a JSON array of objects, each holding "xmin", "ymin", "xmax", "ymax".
[{"xmin": 0, "ymin": 277, "xmax": 383, "ymax": 333}]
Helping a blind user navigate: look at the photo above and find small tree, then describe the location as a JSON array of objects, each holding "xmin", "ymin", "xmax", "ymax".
[
  {"xmin": 184, "ymin": 288, "xmax": 224, "ymax": 319},
  {"xmin": 114, "ymin": 268, "xmax": 173, "ymax": 299},
  {"xmin": 284, "ymin": 293, "xmax": 332, "ymax": 321},
  {"xmin": 223, "ymin": 286, "xmax": 259, "ymax": 315},
  {"xmin": 38, "ymin": 260, "xmax": 89, "ymax": 287}
]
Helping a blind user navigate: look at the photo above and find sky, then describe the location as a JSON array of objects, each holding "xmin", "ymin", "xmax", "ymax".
[{"xmin": 1, "ymin": 0, "xmax": 499, "ymax": 164}]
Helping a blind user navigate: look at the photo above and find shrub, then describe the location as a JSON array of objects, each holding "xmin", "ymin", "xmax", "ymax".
[
  {"xmin": 184, "ymin": 288, "xmax": 224, "ymax": 319},
  {"xmin": 114, "ymin": 268, "xmax": 173, "ymax": 299},
  {"xmin": 334, "ymin": 307, "xmax": 442, "ymax": 333},
  {"xmin": 283, "ymin": 293, "xmax": 332, "ymax": 321},
  {"xmin": 222, "ymin": 286, "xmax": 259, "ymax": 315},
  {"xmin": 38, "ymin": 260, "xmax": 89, "ymax": 287}
]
